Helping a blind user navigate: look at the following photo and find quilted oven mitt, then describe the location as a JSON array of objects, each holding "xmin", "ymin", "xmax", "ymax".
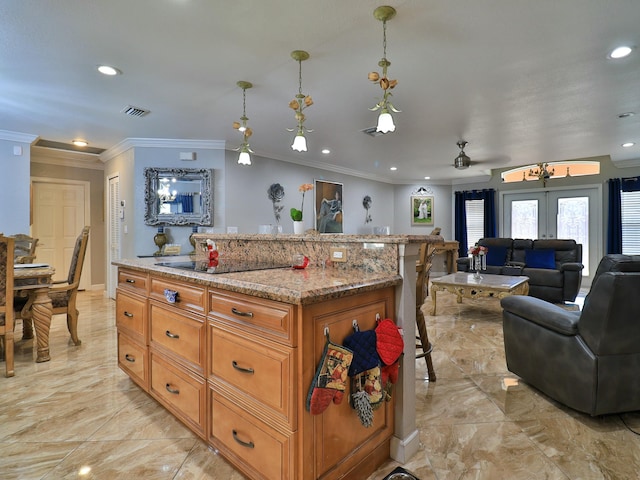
[
  {"xmin": 306, "ymin": 336, "xmax": 354, "ymax": 415},
  {"xmin": 343, "ymin": 328, "xmax": 380, "ymax": 377},
  {"xmin": 351, "ymin": 366, "xmax": 383, "ymax": 427}
]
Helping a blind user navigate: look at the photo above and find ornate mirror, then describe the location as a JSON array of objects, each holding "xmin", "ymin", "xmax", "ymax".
[{"xmin": 144, "ymin": 167, "xmax": 213, "ymax": 226}]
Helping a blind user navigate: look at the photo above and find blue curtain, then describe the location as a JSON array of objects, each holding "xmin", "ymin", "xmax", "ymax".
[
  {"xmin": 454, "ymin": 188, "xmax": 497, "ymax": 258},
  {"xmin": 607, "ymin": 177, "xmax": 640, "ymax": 253}
]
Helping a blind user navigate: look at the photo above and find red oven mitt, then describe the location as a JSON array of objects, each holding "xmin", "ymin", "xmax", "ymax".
[{"xmin": 306, "ymin": 336, "xmax": 354, "ymax": 415}]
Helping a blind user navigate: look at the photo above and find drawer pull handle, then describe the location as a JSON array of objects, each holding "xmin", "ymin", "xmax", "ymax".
[
  {"xmin": 164, "ymin": 289, "xmax": 178, "ymax": 303},
  {"xmin": 166, "ymin": 383, "xmax": 180, "ymax": 395},
  {"xmin": 232, "ymin": 430, "xmax": 255, "ymax": 449},
  {"xmin": 232, "ymin": 360, "xmax": 254, "ymax": 374},
  {"xmin": 123, "ymin": 311, "xmax": 134, "ymax": 318},
  {"xmin": 125, "ymin": 279, "xmax": 136, "ymax": 283},
  {"xmin": 125, "ymin": 354, "xmax": 136, "ymax": 363},
  {"xmin": 165, "ymin": 330, "xmax": 180, "ymax": 339},
  {"xmin": 231, "ymin": 307, "xmax": 254, "ymax": 318}
]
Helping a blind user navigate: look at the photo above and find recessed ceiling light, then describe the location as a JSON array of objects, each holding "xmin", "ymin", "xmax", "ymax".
[
  {"xmin": 321, "ymin": 149, "xmax": 330, "ymax": 154},
  {"xmin": 622, "ymin": 142, "xmax": 635, "ymax": 148},
  {"xmin": 424, "ymin": 176, "xmax": 430, "ymax": 180},
  {"xmin": 390, "ymin": 167, "xmax": 397, "ymax": 171},
  {"xmin": 72, "ymin": 139, "xmax": 88, "ymax": 147},
  {"xmin": 618, "ymin": 112, "xmax": 636, "ymax": 118},
  {"xmin": 97, "ymin": 65, "xmax": 121, "ymax": 76},
  {"xmin": 609, "ymin": 46, "xmax": 633, "ymax": 59}
]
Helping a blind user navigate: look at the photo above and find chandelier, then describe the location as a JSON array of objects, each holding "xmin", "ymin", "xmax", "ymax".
[
  {"xmin": 369, "ymin": 5, "xmax": 399, "ymax": 133},
  {"xmin": 288, "ymin": 50, "xmax": 313, "ymax": 152},
  {"xmin": 527, "ymin": 162, "xmax": 554, "ymax": 186},
  {"xmin": 232, "ymin": 81, "xmax": 254, "ymax": 166}
]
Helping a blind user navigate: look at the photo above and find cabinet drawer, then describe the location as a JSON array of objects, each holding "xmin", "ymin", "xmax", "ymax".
[
  {"xmin": 210, "ymin": 324, "xmax": 294, "ymax": 427},
  {"xmin": 151, "ymin": 353, "xmax": 206, "ymax": 436},
  {"xmin": 150, "ymin": 276, "xmax": 206, "ymax": 314},
  {"xmin": 210, "ymin": 391, "xmax": 293, "ymax": 480},
  {"xmin": 116, "ymin": 290, "xmax": 147, "ymax": 340},
  {"xmin": 209, "ymin": 290, "xmax": 294, "ymax": 346},
  {"xmin": 150, "ymin": 302, "xmax": 205, "ymax": 371},
  {"xmin": 117, "ymin": 332, "xmax": 148, "ymax": 390},
  {"xmin": 118, "ymin": 269, "xmax": 149, "ymax": 295}
]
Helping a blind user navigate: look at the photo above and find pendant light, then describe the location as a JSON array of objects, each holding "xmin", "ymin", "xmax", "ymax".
[
  {"xmin": 288, "ymin": 50, "xmax": 313, "ymax": 152},
  {"xmin": 369, "ymin": 6, "xmax": 400, "ymax": 133},
  {"xmin": 232, "ymin": 81, "xmax": 253, "ymax": 166}
]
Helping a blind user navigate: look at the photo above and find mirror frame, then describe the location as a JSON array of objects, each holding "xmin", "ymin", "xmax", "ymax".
[{"xmin": 144, "ymin": 167, "xmax": 213, "ymax": 226}]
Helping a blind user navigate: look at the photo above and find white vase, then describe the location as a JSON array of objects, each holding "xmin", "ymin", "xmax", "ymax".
[{"xmin": 293, "ymin": 221, "xmax": 304, "ymax": 235}]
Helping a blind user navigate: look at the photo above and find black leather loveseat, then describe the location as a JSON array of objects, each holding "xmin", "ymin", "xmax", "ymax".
[{"xmin": 457, "ymin": 238, "xmax": 583, "ymax": 303}]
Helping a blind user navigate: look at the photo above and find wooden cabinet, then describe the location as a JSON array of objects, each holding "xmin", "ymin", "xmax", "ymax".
[
  {"xmin": 116, "ymin": 269, "xmax": 149, "ymax": 390},
  {"xmin": 115, "ymin": 266, "xmax": 396, "ymax": 480}
]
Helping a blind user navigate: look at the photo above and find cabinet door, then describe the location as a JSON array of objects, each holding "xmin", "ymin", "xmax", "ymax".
[{"xmin": 303, "ymin": 287, "xmax": 395, "ymax": 478}]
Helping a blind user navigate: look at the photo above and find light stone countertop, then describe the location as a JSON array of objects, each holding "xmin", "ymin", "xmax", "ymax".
[{"xmin": 114, "ymin": 255, "xmax": 402, "ymax": 305}]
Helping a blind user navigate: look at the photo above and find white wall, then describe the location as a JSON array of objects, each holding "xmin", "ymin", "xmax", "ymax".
[{"xmin": 0, "ymin": 134, "xmax": 36, "ymax": 234}]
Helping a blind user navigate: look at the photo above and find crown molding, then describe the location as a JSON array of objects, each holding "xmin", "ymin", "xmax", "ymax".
[
  {"xmin": 0, "ymin": 130, "xmax": 39, "ymax": 144},
  {"xmin": 612, "ymin": 157, "xmax": 640, "ymax": 168},
  {"xmin": 100, "ymin": 138, "xmax": 225, "ymax": 162}
]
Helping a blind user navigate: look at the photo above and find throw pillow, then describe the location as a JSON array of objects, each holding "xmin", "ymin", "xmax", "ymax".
[
  {"xmin": 525, "ymin": 249, "xmax": 556, "ymax": 269},
  {"xmin": 486, "ymin": 246, "xmax": 508, "ymax": 266}
]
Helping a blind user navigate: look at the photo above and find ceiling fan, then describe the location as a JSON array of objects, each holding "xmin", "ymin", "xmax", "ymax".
[{"xmin": 454, "ymin": 141, "xmax": 471, "ymax": 169}]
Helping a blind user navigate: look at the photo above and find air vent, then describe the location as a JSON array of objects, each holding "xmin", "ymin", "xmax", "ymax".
[
  {"xmin": 121, "ymin": 105, "xmax": 150, "ymax": 117},
  {"xmin": 33, "ymin": 139, "xmax": 106, "ymax": 155},
  {"xmin": 361, "ymin": 127, "xmax": 385, "ymax": 137}
]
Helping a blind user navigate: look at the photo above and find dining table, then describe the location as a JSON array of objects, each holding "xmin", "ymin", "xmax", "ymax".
[{"xmin": 13, "ymin": 263, "xmax": 55, "ymax": 363}]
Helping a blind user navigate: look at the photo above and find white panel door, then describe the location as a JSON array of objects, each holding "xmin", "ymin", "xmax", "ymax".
[
  {"xmin": 32, "ymin": 180, "xmax": 90, "ymax": 290},
  {"xmin": 503, "ymin": 186, "xmax": 601, "ymax": 284}
]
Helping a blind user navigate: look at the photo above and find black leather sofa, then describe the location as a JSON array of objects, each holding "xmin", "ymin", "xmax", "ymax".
[
  {"xmin": 501, "ymin": 254, "xmax": 640, "ymax": 416},
  {"xmin": 457, "ymin": 238, "xmax": 583, "ymax": 303}
]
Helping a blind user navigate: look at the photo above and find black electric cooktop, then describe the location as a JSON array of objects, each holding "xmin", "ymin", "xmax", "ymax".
[{"xmin": 156, "ymin": 260, "xmax": 291, "ymax": 274}]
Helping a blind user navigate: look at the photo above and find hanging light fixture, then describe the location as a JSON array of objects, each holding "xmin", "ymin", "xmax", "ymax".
[
  {"xmin": 232, "ymin": 81, "xmax": 254, "ymax": 166},
  {"xmin": 369, "ymin": 6, "xmax": 400, "ymax": 133},
  {"xmin": 454, "ymin": 141, "xmax": 471, "ymax": 169},
  {"xmin": 288, "ymin": 50, "xmax": 313, "ymax": 152},
  {"xmin": 527, "ymin": 162, "xmax": 555, "ymax": 186}
]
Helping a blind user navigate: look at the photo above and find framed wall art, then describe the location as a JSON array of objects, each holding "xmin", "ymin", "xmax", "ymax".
[
  {"xmin": 411, "ymin": 195, "xmax": 434, "ymax": 226},
  {"xmin": 315, "ymin": 179, "xmax": 343, "ymax": 233}
]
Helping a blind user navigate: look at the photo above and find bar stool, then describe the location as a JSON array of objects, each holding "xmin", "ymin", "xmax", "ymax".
[{"xmin": 415, "ymin": 243, "xmax": 436, "ymax": 381}]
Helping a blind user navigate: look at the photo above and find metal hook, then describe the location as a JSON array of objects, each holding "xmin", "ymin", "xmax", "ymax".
[
  {"xmin": 352, "ymin": 319, "xmax": 359, "ymax": 331},
  {"xmin": 323, "ymin": 325, "xmax": 330, "ymax": 339},
  {"xmin": 376, "ymin": 313, "xmax": 381, "ymax": 322}
]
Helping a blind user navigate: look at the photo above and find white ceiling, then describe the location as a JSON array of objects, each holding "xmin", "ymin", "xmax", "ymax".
[{"xmin": 1, "ymin": 0, "xmax": 639, "ymax": 184}]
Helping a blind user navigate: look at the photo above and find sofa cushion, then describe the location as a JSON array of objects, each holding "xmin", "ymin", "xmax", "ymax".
[
  {"xmin": 525, "ymin": 249, "xmax": 556, "ymax": 269},
  {"xmin": 486, "ymin": 246, "xmax": 508, "ymax": 266},
  {"xmin": 523, "ymin": 268, "xmax": 564, "ymax": 288}
]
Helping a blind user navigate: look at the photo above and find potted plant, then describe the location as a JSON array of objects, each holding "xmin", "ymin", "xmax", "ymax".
[{"xmin": 290, "ymin": 183, "xmax": 313, "ymax": 233}]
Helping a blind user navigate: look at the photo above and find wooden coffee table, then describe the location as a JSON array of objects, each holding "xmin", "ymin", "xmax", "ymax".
[{"xmin": 430, "ymin": 272, "xmax": 529, "ymax": 315}]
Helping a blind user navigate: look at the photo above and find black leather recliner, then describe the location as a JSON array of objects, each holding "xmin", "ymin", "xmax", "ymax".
[{"xmin": 500, "ymin": 254, "xmax": 640, "ymax": 416}]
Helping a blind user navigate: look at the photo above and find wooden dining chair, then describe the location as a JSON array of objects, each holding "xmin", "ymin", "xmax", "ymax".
[
  {"xmin": 415, "ymin": 242, "xmax": 436, "ymax": 381},
  {"xmin": 12, "ymin": 234, "xmax": 39, "ymax": 264},
  {"xmin": 19, "ymin": 226, "xmax": 90, "ymax": 346},
  {"xmin": 0, "ymin": 234, "xmax": 16, "ymax": 377}
]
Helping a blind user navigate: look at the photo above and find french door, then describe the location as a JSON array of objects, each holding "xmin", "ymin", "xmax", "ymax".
[{"xmin": 502, "ymin": 186, "xmax": 601, "ymax": 285}]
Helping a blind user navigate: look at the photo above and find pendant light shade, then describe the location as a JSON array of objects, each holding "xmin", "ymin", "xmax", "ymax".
[
  {"xmin": 291, "ymin": 133, "xmax": 307, "ymax": 152},
  {"xmin": 288, "ymin": 50, "xmax": 313, "ymax": 151},
  {"xmin": 232, "ymin": 81, "xmax": 254, "ymax": 166}
]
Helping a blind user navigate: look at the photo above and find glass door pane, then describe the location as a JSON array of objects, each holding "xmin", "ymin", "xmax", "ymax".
[{"xmin": 511, "ymin": 199, "xmax": 539, "ymax": 239}]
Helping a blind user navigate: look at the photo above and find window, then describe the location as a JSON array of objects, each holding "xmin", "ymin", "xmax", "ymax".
[
  {"xmin": 465, "ymin": 199, "xmax": 484, "ymax": 248},
  {"xmin": 621, "ymin": 190, "xmax": 640, "ymax": 254}
]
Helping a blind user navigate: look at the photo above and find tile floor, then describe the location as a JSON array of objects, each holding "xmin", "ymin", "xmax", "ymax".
[{"xmin": 2, "ymin": 289, "xmax": 640, "ymax": 479}]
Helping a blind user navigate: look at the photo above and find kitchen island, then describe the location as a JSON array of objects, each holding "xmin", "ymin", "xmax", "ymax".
[{"xmin": 114, "ymin": 233, "xmax": 442, "ymax": 480}]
